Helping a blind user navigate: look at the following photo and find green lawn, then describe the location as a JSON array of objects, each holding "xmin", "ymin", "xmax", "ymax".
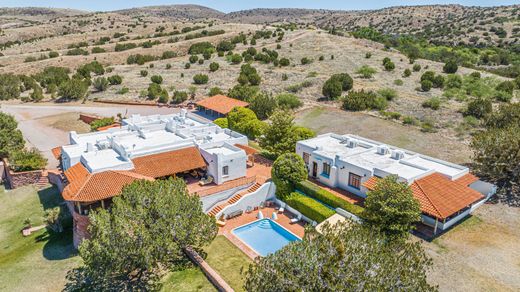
[
  {"xmin": 0, "ymin": 185, "xmax": 81, "ymax": 291},
  {"xmin": 0, "ymin": 185, "xmax": 251, "ymax": 291},
  {"xmin": 162, "ymin": 235, "xmax": 252, "ymax": 291}
]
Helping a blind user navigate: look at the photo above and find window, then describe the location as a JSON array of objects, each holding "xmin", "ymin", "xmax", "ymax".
[
  {"xmin": 322, "ymin": 162, "xmax": 331, "ymax": 176},
  {"xmin": 348, "ymin": 173, "xmax": 362, "ymax": 189},
  {"xmin": 303, "ymin": 152, "xmax": 310, "ymax": 164},
  {"xmin": 222, "ymin": 165, "xmax": 229, "ymax": 176}
]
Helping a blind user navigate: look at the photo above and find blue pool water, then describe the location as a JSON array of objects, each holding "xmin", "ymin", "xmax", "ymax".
[{"xmin": 232, "ymin": 219, "xmax": 301, "ymax": 256}]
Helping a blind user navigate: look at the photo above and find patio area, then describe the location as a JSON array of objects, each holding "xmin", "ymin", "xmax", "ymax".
[{"xmin": 218, "ymin": 206, "xmax": 306, "ymax": 259}]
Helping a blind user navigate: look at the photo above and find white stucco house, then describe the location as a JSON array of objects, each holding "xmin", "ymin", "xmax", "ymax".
[{"xmin": 296, "ymin": 133, "xmax": 496, "ymax": 234}]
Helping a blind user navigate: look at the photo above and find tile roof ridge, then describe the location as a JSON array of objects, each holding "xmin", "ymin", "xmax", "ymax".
[{"xmin": 414, "ymin": 173, "xmax": 444, "ymax": 219}]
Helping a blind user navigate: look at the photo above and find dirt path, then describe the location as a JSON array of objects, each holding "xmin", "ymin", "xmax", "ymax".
[{"xmin": 1, "ymin": 102, "xmax": 179, "ymax": 168}]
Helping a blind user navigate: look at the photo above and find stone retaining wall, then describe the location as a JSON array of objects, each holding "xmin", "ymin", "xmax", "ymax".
[{"xmin": 2, "ymin": 158, "xmax": 43, "ymax": 189}]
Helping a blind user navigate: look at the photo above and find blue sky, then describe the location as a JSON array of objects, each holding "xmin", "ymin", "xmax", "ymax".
[{"xmin": 1, "ymin": 1, "xmax": 518, "ymax": 12}]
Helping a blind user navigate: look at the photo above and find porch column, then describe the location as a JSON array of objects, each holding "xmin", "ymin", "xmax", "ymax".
[
  {"xmin": 101, "ymin": 200, "xmax": 105, "ymax": 209},
  {"xmin": 76, "ymin": 202, "xmax": 82, "ymax": 215},
  {"xmin": 433, "ymin": 218, "xmax": 438, "ymax": 235}
]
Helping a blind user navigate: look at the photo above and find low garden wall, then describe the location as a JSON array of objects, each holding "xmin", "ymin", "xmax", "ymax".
[
  {"xmin": 1, "ymin": 158, "xmax": 43, "ymax": 189},
  {"xmin": 48, "ymin": 169, "xmax": 66, "ymax": 193},
  {"xmin": 79, "ymin": 113, "xmax": 101, "ymax": 124}
]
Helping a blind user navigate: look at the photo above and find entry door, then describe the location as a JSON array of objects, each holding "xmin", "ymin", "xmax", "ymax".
[{"xmin": 312, "ymin": 162, "xmax": 318, "ymax": 178}]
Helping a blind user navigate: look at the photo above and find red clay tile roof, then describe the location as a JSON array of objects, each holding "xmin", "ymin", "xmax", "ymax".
[
  {"xmin": 196, "ymin": 95, "xmax": 249, "ymax": 115},
  {"xmin": 62, "ymin": 163, "xmax": 153, "ymax": 202},
  {"xmin": 234, "ymin": 143, "xmax": 257, "ymax": 155},
  {"xmin": 131, "ymin": 146, "xmax": 206, "ymax": 178},
  {"xmin": 363, "ymin": 173, "xmax": 484, "ymax": 220},
  {"xmin": 51, "ymin": 146, "xmax": 62, "ymax": 160},
  {"xmin": 455, "ymin": 173, "xmax": 479, "ymax": 186}
]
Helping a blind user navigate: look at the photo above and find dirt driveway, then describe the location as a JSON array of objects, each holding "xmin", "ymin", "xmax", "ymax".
[{"xmin": 1, "ymin": 102, "xmax": 179, "ymax": 168}]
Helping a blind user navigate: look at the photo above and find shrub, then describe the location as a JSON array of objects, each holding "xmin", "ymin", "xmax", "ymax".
[
  {"xmin": 403, "ymin": 116, "xmax": 419, "ymax": 125},
  {"xmin": 93, "ymin": 77, "xmax": 109, "ymax": 91},
  {"xmin": 322, "ymin": 78, "xmax": 342, "ymax": 99},
  {"xmin": 198, "ymin": 59, "xmax": 204, "ymax": 65},
  {"xmin": 403, "ymin": 69, "xmax": 411, "ymax": 77},
  {"xmin": 0, "ymin": 73, "xmax": 21, "ymax": 100},
  {"xmin": 412, "ymin": 64, "xmax": 421, "ymax": 72},
  {"xmin": 394, "ymin": 79, "xmax": 404, "ymax": 86},
  {"xmin": 285, "ymin": 192, "xmax": 335, "ymax": 223},
  {"xmin": 318, "ymin": 55, "xmax": 324, "ymax": 61},
  {"xmin": 383, "ymin": 60, "xmax": 395, "ymax": 71},
  {"xmin": 91, "ymin": 47, "xmax": 106, "ymax": 54},
  {"xmin": 161, "ymin": 51, "xmax": 177, "ymax": 59},
  {"xmin": 422, "ymin": 97, "xmax": 441, "ymax": 110},
  {"xmin": 107, "ymin": 75, "xmax": 123, "ymax": 85},
  {"xmin": 117, "ymin": 87, "xmax": 129, "ymax": 94},
  {"xmin": 356, "ymin": 65, "xmax": 377, "ymax": 79},
  {"xmin": 420, "ymin": 120, "xmax": 437, "ymax": 133},
  {"xmin": 331, "ymin": 73, "xmax": 354, "ymax": 91},
  {"xmin": 189, "ymin": 55, "xmax": 199, "ymax": 64},
  {"xmin": 66, "ymin": 48, "xmax": 88, "ymax": 56},
  {"xmin": 466, "ymin": 97, "xmax": 492, "ymax": 119},
  {"xmin": 377, "ymin": 88, "xmax": 397, "ymax": 101},
  {"xmin": 150, "ymin": 75, "xmax": 163, "ymax": 84},
  {"xmin": 365, "ymin": 52, "xmax": 372, "ymax": 59},
  {"xmin": 342, "ymin": 90, "xmax": 387, "ymax": 111},
  {"xmin": 209, "ymin": 62, "xmax": 219, "ymax": 72},
  {"xmin": 216, "ymin": 40, "xmax": 235, "ymax": 52},
  {"xmin": 193, "ymin": 74, "xmax": 209, "ymax": 85},
  {"xmin": 185, "ymin": 63, "xmax": 191, "ymax": 69},
  {"xmin": 114, "ymin": 43, "xmax": 137, "ymax": 52},
  {"xmin": 295, "ymin": 180, "xmax": 365, "ymax": 217},
  {"xmin": 420, "ymin": 71, "xmax": 436, "ymax": 83},
  {"xmin": 90, "ymin": 117, "xmax": 115, "ymax": 131},
  {"xmin": 230, "ymin": 54, "xmax": 243, "ymax": 64},
  {"xmin": 213, "ymin": 118, "xmax": 228, "ymax": 128},
  {"xmin": 58, "ymin": 79, "xmax": 88, "ymax": 100},
  {"xmin": 443, "ymin": 60, "xmax": 458, "ymax": 74},
  {"xmin": 171, "ymin": 91, "xmax": 188, "ymax": 104},
  {"xmin": 140, "ymin": 70, "xmax": 148, "ymax": 77},
  {"xmin": 208, "ymin": 87, "xmax": 223, "ymax": 96},
  {"xmin": 421, "ymin": 80, "xmax": 433, "ymax": 92},
  {"xmin": 126, "ymin": 54, "xmax": 155, "ymax": 65},
  {"xmin": 446, "ymin": 74, "xmax": 462, "ymax": 89},
  {"xmin": 147, "ymin": 83, "xmax": 163, "ymax": 100},
  {"xmin": 496, "ymin": 80, "xmax": 515, "ymax": 94},
  {"xmin": 301, "ymin": 57, "xmax": 312, "ymax": 65},
  {"xmin": 276, "ymin": 93, "xmax": 302, "ymax": 109},
  {"xmin": 279, "ymin": 58, "xmax": 290, "ymax": 66},
  {"xmin": 188, "ymin": 42, "xmax": 214, "ymax": 55},
  {"xmin": 9, "ymin": 148, "xmax": 47, "ymax": 172},
  {"xmin": 432, "ymin": 75, "xmax": 445, "ymax": 88},
  {"xmin": 48, "ymin": 51, "xmax": 59, "ymax": 58}
]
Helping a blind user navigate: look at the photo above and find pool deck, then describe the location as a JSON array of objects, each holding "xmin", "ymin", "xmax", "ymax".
[{"xmin": 219, "ymin": 206, "xmax": 306, "ymax": 259}]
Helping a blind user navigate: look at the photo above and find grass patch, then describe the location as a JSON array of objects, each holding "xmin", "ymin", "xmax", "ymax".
[
  {"xmin": 161, "ymin": 267, "xmax": 215, "ymax": 292},
  {"xmin": 204, "ymin": 236, "xmax": 251, "ymax": 292},
  {"xmin": 0, "ymin": 185, "xmax": 80, "ymax": 291}
]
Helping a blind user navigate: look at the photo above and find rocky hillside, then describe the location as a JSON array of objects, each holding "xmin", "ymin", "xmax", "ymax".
[{"xmin": 115, "ymin": 4, "xmax": 225, "ymax": 21}]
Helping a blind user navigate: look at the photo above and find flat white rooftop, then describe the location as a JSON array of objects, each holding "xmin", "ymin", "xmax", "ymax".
[
  {"xmin": 61, "ymin": 112, "xmax": 248, "ymax": 173},
  {"xmin": 298, "ymin": 133, "xmax": 468, "ymax": 181}
]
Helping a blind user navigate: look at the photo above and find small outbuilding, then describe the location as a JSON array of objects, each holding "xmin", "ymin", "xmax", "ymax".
[{"xmin": 196, "ymin": 95, "xmax": 249, "ymax": 117}]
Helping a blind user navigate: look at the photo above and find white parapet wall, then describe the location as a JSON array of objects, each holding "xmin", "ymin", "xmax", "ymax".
[{"xmin": 218, "ymin": 182, "xmax": 276, "ymax": 218}]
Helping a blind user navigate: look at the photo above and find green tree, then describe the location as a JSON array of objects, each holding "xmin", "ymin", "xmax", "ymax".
[
  {"xmin": 245, "ymin": 223, "xmax": 435, "ymax": 291},
  {"xmin": 331, "ymin": 73, "xmax": 353, "ymax": 91},
  {"xmin": 271, "ymin": 153, "xmax": 307, "ymax": 198},
  {"xmin": 259, "ymin": 109, "xmax": 315, "ymax": 157},
  {"xmin": 363, "ymin": 175, "xmax": 421, "ymax": 240},
  {"xmin": 248, "ymin": 92, "xmax": 277, "ymax": 120},
  {"xmin": 227, "ymin": 107, "xmax": 265, "ymax": 139},
  {"xmin": 58, "ymin": 79, "xmax": 89, "ymax": 100},
  {"xmin": 30, "ymin": 84, "xmax": 44, "ymax": 102},
  {"xmin": 0, "ymin": 73, "xmax": 21, "ymax": 100},
  {"xmin": 76, "ymin": 178, "xmax": 217, "ymax": 290},
  {"xmin": 228, "ymin": 84, "xmax": 259, "ymax": 101},
  {"xmin": 0, "ymin": 113, "xmax": 25, "ymax": 156},
  {"xmin": 276, "ymin": 93, "xmax": 302, "ymax": 109},
  {"xmin": 213, "ymin": 117, "xmax": 228, "ymax": 128}
]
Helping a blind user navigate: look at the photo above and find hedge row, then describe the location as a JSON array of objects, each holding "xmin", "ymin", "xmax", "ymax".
[
  {"xmin": 295, "ymin": 180, "xmax": 365, "ymax": 218},
  {"xmin": 285, "ymin": 192, "xmax": 335, "ymax": 223}
]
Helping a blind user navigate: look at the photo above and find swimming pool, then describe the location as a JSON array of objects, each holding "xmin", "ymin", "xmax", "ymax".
[{"xmin": 232, "ymin": 219, "xmax": 301, "ymax": 256}]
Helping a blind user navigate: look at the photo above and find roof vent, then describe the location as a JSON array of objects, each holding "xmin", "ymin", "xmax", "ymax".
[
  {"xmin": 348, "ymin": 139, "xmax": 358, "ymax": 148},
  {"xmin": 377, "ymin": 145, "xmax": 390, "ymax": 155},
  {"xmin": 391, "ymin": 150, "xmax": 405, "ymax": 160},
  {"xmin": 340, "ymin": 137, "xmax": 350, "ymax": 144}
]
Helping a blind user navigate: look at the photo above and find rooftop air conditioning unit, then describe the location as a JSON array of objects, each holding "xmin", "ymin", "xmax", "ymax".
[
  {"xmin": 391, "ymin": 150, "xmax": 405, "ymax": 160},
  {"xmin": 348, "ymin": 139, "xmax": 359, "ymax": 148},
  {"xmin": 377, "ymin": 145, "xmax": 389, "ymax": 155},
  {"xmin": 340, "ymin": 137, "xmax": 350, "ymax": 144}
]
